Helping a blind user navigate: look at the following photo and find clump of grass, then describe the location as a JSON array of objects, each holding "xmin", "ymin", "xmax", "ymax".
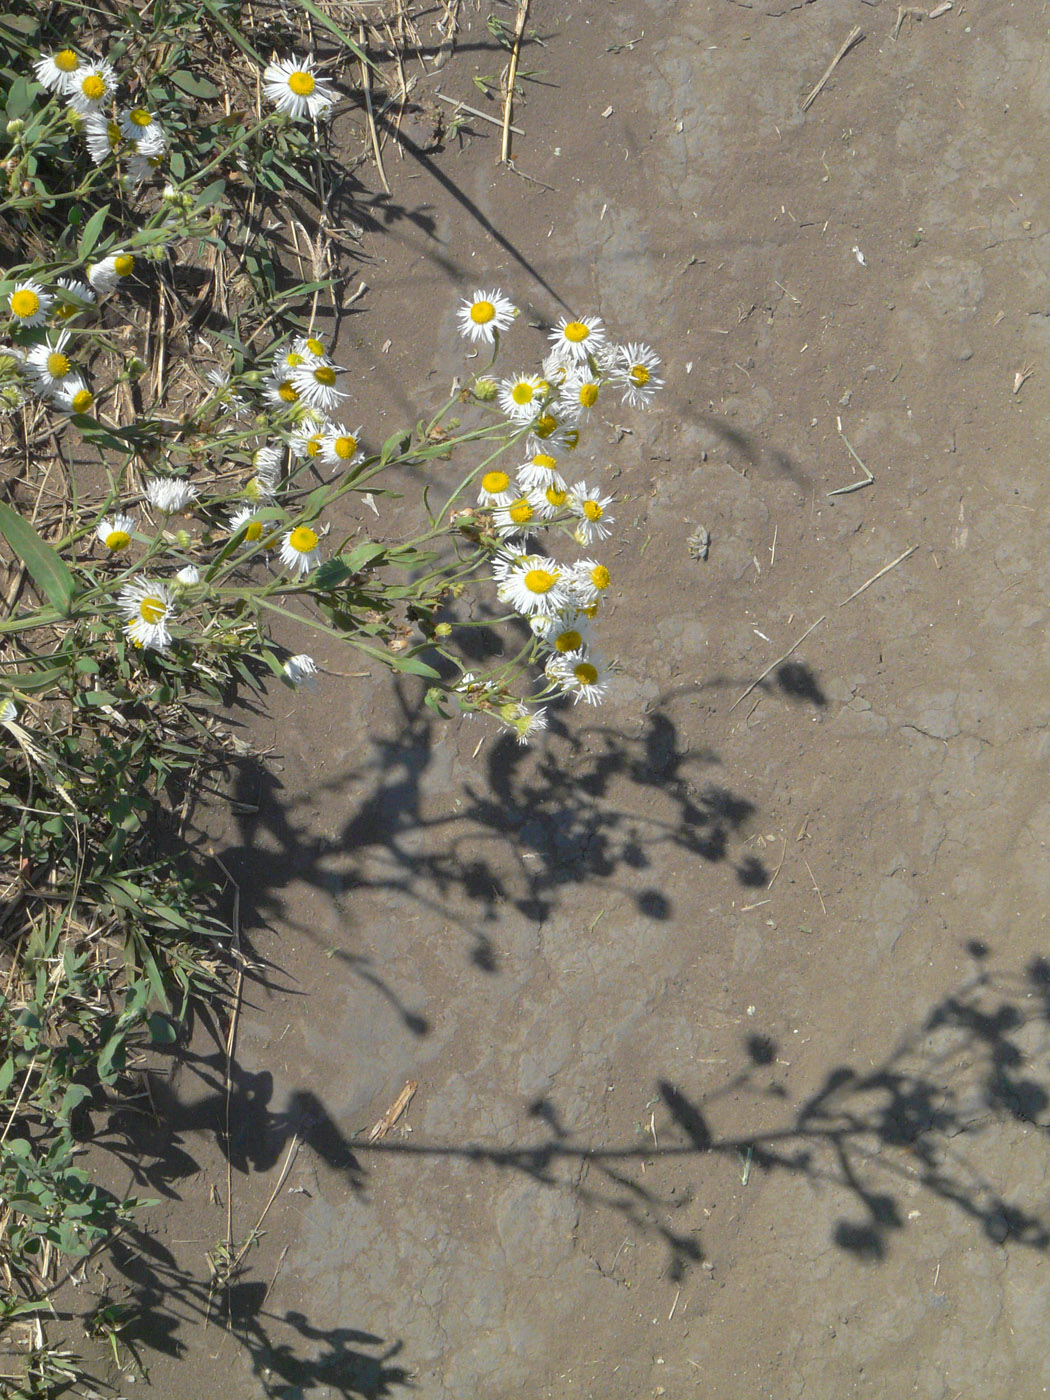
[{"xmin": 0, "ymin": 0, "xmax": 663, "ymax": 1386}]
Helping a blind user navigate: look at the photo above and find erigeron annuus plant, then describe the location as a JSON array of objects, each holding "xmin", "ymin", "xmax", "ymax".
[{"xmin": 0, "ymin": 11, "xmax": 664, "ymax": 1372}]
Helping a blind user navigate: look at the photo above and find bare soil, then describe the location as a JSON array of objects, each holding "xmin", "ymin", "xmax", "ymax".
[{"xmin": 74, "ymin": 1, "xmax": 1050, "ymax": 1395}]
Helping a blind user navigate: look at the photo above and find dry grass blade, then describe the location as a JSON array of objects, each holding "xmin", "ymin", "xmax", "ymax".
[{"xmin": 500, "ymin": 0, "xmax": 531, "ymax": 164}]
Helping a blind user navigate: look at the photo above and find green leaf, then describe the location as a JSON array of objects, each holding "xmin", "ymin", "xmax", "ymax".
[
  {"xmin": 5, "ymin": 76, "xmax": 33, "ymax": 120},
  {"xmin": 171, "ymin": 69, "xmax": 220, "ymax": 100},
  {"xmin": 343, "ymin": 541, "xmax": 387, "ymax": 573},
  {"xmin": 5, "ymin": 664, "xmax": 67, "ymax": 694},
  {"xmin": 194, "ymin": 178, "xmax": 226, "ymax": 211},
  {"xmin": 0, "ymin": 502, "xmax": 76, "ymax": 616},
  {"xmin": 380, "ymin": 429, "xmax": 411, "ymax": 464},
  {"xmin": 0, "ymin": 1058, "xmax": 14, "ymax": 1095},
  {"xmin": 147, "ymin": 1012, "xmax": 177, "ymax": 1045},
  {"xmin": 77, "ymin": 203, "xmax": 110, "ymax": 261}
]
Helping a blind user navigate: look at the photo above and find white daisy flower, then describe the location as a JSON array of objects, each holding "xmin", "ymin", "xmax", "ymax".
[
  {"xmin": 66, "ymin": 60, "xmax": 117, "ymax": 114},
  {"xmin": 497, "ymin": 372, "xmax": 546, "ymax": 423},
  {"xmin": 292, "ymin": 333, "xmax": 328, "ymax": 362},
  {"xmin": 534, "ymin": 480, "xmax": 571, "ymax": 520},
  {"xmin": 320, "ymin": 423, "xmax": 364, "ymax": 471},
  {"xmin": 48, "ymin": 374, "xmax": 94, "ymax": 415},
  {"xmin": 82, "ymin": 113, "xmax": 123, "ymax": 164},
  {"xmin": 0, "ymin": 698, "xmax": 17, "ymax": 726},
  {"xmin": 262, "ymin": 54, "xmax": 336, "ymax": 120},
  {"xmin": 542, "ymin": 611, "xmax": 594, "ymax": 657},
  {"xmin": 25, "ymin": 330, "xmax": 77, "ymax": 391},
  {"xmin": 499, "ymin": 702, "xmax": 548, "ymax": 745},
  {"xmin": 87, "ymin": 253, "xmax": 135, "ymax": 295},
  {"xmin": 569, "ymin": 482, "xmax": 616, "ymax": 544},
  {"xmin": 264, "ymin": 376, "xmax": 301, "ymax": 410},
  {"xmin": 290, "ymin": 360, "xmax": 346, "ymax": 413},
  {"xmin": 119, "ymin": 576, "xmax": 173, "ymax": 651},
  {"xmin": 549, "ymin": 313, "xmax": 606, "ymax": 365},
  {"xmin": 541, "ymin": 348, "xmax": 573, "ymax": 389},
  {"xmin": 8, "ymin": 280, "xmax": 53, "ymax": 327},
  {"xmin": 496, "ymin": 553, "xmax": 570, "ymax": 616},
  {"xmin": 205, "ymin": 368, "xmax": 248, "ymax": 416},
  {"xmin": 174, "ymin": 565, "xmax": 200, "ymax": 586},
  {"xmin": 119, "ymin": 107, "xmax": 165, "ymax": 146},
  {"xmin": 476, "ymin": 468, "xmax": 517, "ymax": 509},
  {"xmin": 493, "ymin": 489, "xmax": 546, "ymax": 538},
  {"xmin": 228, "ymin": 505, "xmax": 269, "ymax": 547},
  {"xmin": 252, "ymin": 443, "xmax": 285, "ymax": 487},
  {"xmin": 565, "ymin": 558, "xmax": 611, "ymax": 609},
  {"xmin": 144, "ymin": 477, "xmax": 198, "ymax": 513},
  {"xmin": 95, "ymin": 513, "xmax": 136, "ymax": 553},
  {"xmin": 517, "ymin": 452, "xmax": 566, "ymax": 491},
  {"xmin": 526, "ymin": 411, "xmax": 579, "ymax": 457},
  {"xmin": 290, "ymin": 424, "xmax": 327, "ymax": 461},
  {"xmin": 456, "ymin": 288, "xmax": 517, "ymax": 345},
  {"xmin": 559, "ymin": 369, "xmax": 602, "ymax": 424},
  {"xmin": 34, "ymin": 48, "xmax": 83, "ymax": 94},
  {"xmin": 616, "ymin": 342, "xmax": 663, "ymax": 408},
  {"xmin": 53, "ymin": 278, "xmax": 95, "ymax": 321},
  {"xmin": 123, "ymin": 148, "xmax": 165, "ymax": 187},
  {"xmin": 283, "ymin": 653, "xmax": 319, "ymax": 688},
  {"xmin": 279, "ymin": 523, "xmax": 322, "ymax": 576},
  {"xmin": 546, "ymin": 650, "xmax": 609, "ymax": 705}
]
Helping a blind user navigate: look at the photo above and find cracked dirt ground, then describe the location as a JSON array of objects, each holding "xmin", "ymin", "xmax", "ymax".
[{"xmin": 87, "ymin": 1, "xmax": 1050, "ymax": 1395}]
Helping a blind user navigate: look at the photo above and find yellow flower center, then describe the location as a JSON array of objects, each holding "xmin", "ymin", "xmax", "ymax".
[
  {"xmin": 139, "ymin": 595, "xmax": 165, "ymax": 624},
  {"xmin": 113, "ymin": 254, "xmax": 134, "ymax": 277},
  {"xmin": 564, "ymin": 320, "xmax": 590, "ymax": 343},
  {"xmin": 129, "ymin": 108, "xmax": 153, "ymax": 127},
  {"xmin": 10, "ymin": 289, "xmax": 40, "ymax": 318},
  {"xmin": 574, "ymin": 661, "xmax": 599, "ymax": 686},
  {"xmin": 590, "ymin": 564, "xmax": 610, "ymax": 590},
  {"xmin": 334, "ymin": 434, "xmax": 358, "ymax": 459},
  {"xmin": 511, "ymin": 382, "xmax": 535, "ymax": 405},
  {"xmin": 532, "ymin": 453, "xmax": 557, "ymax": 470},
  {"xmin": 524, "ymin": 568, "xmax": 556, "ymax": 594},
  {"xmin": 583, "ymin": 500, "xmax": 603, "ymax": 521},
  {"xmin": 289, "ymin": 525, "xmax": 318, "ymax": 554},
  {"xmin": 555, "ymin": 629, "xmax": 582, "ymax": 653},
  {"xmin": 545, "ymin": 486, "xmax": 567, "ymax": 507},
  {"xmin": 578, "ymin": 382, "xmax": 599, "ymax": 407},
  {"xmin": 288, "ymin": 70, "xmax": 315, "ymax": 96},
  {"xmin": 278, "ymin": 380, "xmax": 298, "ymax": 403},
  {"xmin": 508, "ymin": 499, "xmax": 534, "ymax": 524},
  {"xmin": 46, "ymin": 351, "xmax": 71, "ymax": 378},
  {"xmin": 564, "ymin": 430, "xmax": 580, "ymax": 450},
  {"xmin": 81, "ymin": 73, "xmax": 106, "ymax": 100},
  {"xmin": 313, "ymin": 365, "xmax": 336, "ymax": 386},
  {"xmin": 71, "ymin": 388, "xmax": 93, "ymax": 413},
  {"xmin": 482, "ymin": 471, "xmax": 509, "ymax": 494},
  {"xmin": 55, "ymin": 301, "xmax": 78, "ymax": 320},
  {"xmin": 245, "ymin": 519, "xmax": 263, "ymax": 541},
  {"xmin": 470, "ymin": 299, "xmax": 495, "ymax": 324},
  {"xmin": 104, "ymin": 529, "xmax": 131, "ymax": 552},
  {"xmin": 106, "ymin": 120, "xmax": 121, "ymax": 148},
  {"xmin": 286, "ymin": 352, "xmax": 305, "ymax": 367},
  {"xmin": 533, "ymin": 414, "xmax": 557, "ymax": 439},
  {"xmin": 55, "ymin": 50, "xmax": 79, "ymax": 72},
  {"xmin": 630, "ymin": 364, "xmax": 650, "ymax": 387},
  {"xmin": 305, "ymin": 337, "xmax": 325, "ymax": 355},
  {"xmin": 305, "ymin": 435, "xmax": 322, "ymax": 456}
]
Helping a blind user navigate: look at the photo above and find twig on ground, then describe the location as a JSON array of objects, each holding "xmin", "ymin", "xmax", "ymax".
[
  {"xmin": 801, "ymin": 26, "xmax": 864, "ymax": 111},
  {"xmin": 436, "ymin": 91, "xmax": 524, "ymax": 135},
  {"xmin": 839, "ymin": 545, "xmax": 918, "ymax": 607},
  {"xmin": 729, "ymin": 616, "xmax": 826, "ymax": 712},
  {"xmin": 500, "ymin": 0, "xmax": 531, "ymax": 164},
  {"xmin": 828, "ymin": 424, "xmax": 874, "ymax": 496},
  {"xmin": 368, "ymin": 1080, "xmax": 418, "ymax": 1142},
  {"xmin": 359, "ymin": 23, "xmax": 390, "ymax": 194}
]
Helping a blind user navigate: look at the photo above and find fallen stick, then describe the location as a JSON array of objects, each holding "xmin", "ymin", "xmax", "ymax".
[
  {"xmin": 500, "ymin": 0, "xmax": 531, "ymax": 164},
  {"xmin": 368, "ymin": 1080, "xmax": 419, "ymax": 1141},
  {"xmin": 729, "ymin": 615, "xmax": 826, "ymax": 712},
  {"xmin": 839, "ymin": 545, "xmax": 918, "ymax": 607},
  {"xmin": 801, "ymin": 25, "xmax": 864, "ymax": 112},
  {"xmin": 436, "ymin": 90, "xmax": 524, "ymax": 135},
  {"xmin": 359, "ymin": 23, "xmax": 391, "ymax": 194}
]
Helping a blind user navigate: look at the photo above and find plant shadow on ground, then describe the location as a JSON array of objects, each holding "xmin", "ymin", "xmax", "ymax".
[
  {"xmin": 95, "ymin": 948, "xmax": 1050, "ymax": 1395},
  {"xmin": 216, "ymin": 676, "xmax": 770, "ymax": 978}
]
